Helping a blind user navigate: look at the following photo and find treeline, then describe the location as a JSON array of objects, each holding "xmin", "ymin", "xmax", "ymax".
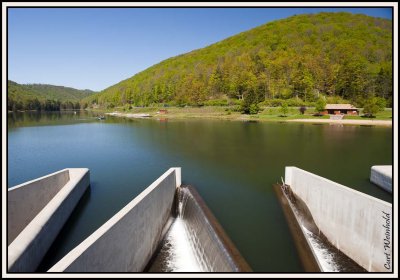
[
  {"xmin": 84, "ymin": 12, "xmax": 392, "ymax": 109},
  {"xmin": 7, "ymin": 80, "xmax": 94, "ymax": 111},
  {"xmin": 8, "ymin": 80, "xmax": 95, "ymax": 101},
  {"xmin": 7, "ymin": 97, "xmax": 86, "ymax": 112}
]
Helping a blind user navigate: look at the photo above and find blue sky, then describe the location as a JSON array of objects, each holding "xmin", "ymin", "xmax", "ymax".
[{"xmin": 8, "ymin": 7, "xmax": 392, "ymax": 91}]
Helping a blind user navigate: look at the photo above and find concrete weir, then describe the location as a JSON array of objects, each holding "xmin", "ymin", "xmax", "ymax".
[
  {"xmin": 275, "ymin": 167, "xmax": 392, "ymax": 272},
  {"xmin": 370, "ymin": 165, "xmax": 393, "ymax": 193},
  {"xmin": 49, "ymin": 168, "xmax": 250, "ymax": 272},
  {"xmin": 146, "ymin": 185, "xmax": 251, "ymax": 272},
  {"xmin": 8, "ymin": 168, "xmax": 90, "ymax": 272}
]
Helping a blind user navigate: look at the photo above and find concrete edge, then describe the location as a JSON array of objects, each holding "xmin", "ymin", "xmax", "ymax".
[
  {"xmin": 8, "ymin": 168, "xmax": 90, "ymax": 271},
  {"xmin": 48, "ymin": 167, "xmax": 180, "ymax": 272},
  {"xmin": 370, "ymin": 165, "xmax": 393, "ymax": 193},
  {"xmin": 371, "ymin": 165, "xmax": 392, "ymax": 174},
  {"xmin": 285, "ymin": 166, "xmax": 392, "ymax": 207},
  {"xmin": 8, "ymin": 168, "xmax": 70, "ymax": 192},
  {"xmin": 174, "ymin": 167, "xmax": 181, "ymax": 188}
]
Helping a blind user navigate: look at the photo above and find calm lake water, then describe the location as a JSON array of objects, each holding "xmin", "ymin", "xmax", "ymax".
[{"xmin": 7, "ymin": 111, "xmax": 393, "ymax": 272}]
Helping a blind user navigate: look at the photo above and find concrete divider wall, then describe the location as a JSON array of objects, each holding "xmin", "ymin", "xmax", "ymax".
[
  {"xmin": 370, "ymin": 165, "xmax": 392, "ymax": 193},
  {"xmin": 8, "ymin": 168, "xmax": 90, "ymax": 272},
  {"xmin": 49, "ymin": 167, "xmax": 181, "ymax": 272},
  {"xmin": 285, "ymin": 167, "xmax": 392, "ymax": 272},
  {"xmin": 8, "ymin": 169, "xmax": 70, "ymax": 245}
]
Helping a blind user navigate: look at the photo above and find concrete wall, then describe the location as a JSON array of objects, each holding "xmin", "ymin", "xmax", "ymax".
[
  {"xmin": 370, "ymin": 165, "xmax": 392, "ymax": 193},
  {"xmin": 49, "ymin": 168, "xmax": 181, "ymax": 272},
  {"xmin": 285, "ymin": 167, "xmax": 392, "ymax": 272},
  {"xmin": 8, "ymin": 169, "xmax": 70, "ymax": 245},
  {"xmin": 8, "ymin": 168, "xmax": 90, "ymax": 272}
]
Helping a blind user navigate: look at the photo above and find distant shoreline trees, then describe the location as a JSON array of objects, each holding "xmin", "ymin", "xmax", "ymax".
[
  {"xmin": 7, "ymin": 80, "xmax": 93, "ymax": 112},
  {"xmin": 7, "ymin": 97, "xmax": 82, "ymax": 112}
]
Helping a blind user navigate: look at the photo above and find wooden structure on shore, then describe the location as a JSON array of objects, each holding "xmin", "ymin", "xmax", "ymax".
[{"xmin": 323, "ymin": 104, "xmax": 359, "ymax": 115}]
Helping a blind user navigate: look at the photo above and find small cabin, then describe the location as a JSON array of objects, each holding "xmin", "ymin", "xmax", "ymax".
[{"xmin": 323, "ymin": 104, "xmax": 359, "ymax": 115}]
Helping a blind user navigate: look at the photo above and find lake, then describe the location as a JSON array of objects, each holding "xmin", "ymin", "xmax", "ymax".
[{"xmin": 7, "ymin": 111, "xmax": 393, "ymax": 272}]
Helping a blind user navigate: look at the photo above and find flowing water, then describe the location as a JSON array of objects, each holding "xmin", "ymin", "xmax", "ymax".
[
  {"xmin": 279, "ymin": 184, "xmax": 366, "ymax": 272},
  {"xmin": 7, "ymin": 111, "xmax": 392, "ymax": 272},
  {"xmin": 148, "ymin": 217, "xmax": 202, "ymax": 272}
]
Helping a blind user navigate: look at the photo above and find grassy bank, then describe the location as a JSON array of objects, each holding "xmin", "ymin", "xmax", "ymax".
[{"xmin": 93, "ymin": 106, "xmax": 392, "ymax": 123}]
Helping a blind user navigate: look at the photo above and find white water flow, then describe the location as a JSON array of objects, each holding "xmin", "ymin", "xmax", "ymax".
[
  {"xmin": 281, "ymin": 184, "xmax": 365, "ymax": 272},
  {"xmin": 288, "ymin": 192, "xmax": 341, "ymax": 272},
  {"xmin": 162, "ymin": 216, "xmax": 202, "ymax": 272},
  {"xmin": 153, "ymin": 197, "xmax": 203, "ymax": 272},
  {"xmin": 148, "ymin": 188, "xmax": 237, "ymax": 272},
  {"xmin": 301, "ymin": 226, "xmax": 340, "ymax": 272}
]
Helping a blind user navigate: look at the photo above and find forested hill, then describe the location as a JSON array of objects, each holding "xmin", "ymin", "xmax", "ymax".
[
  {"xmin": 8, "ymin": 80, "xmax": 96, "ymax": 110},
  {"xmin": 85, "ymin": 12, "xmax": 392, "ymax": 108}
]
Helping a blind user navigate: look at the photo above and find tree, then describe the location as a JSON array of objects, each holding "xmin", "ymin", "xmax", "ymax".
[
  {"xmin": 241, "ymin": 89, "xmax": 260, "ymax": 114},
  {"xmin": 335, "ymin": 59, "xmax": 368, "ymax": 101},
  {"xmin": 363, "ymin": 97, "xmax": 386, "ymax": 117},
  {"xmin": 291, "ymin": 62, "xmax": 314, "ymax": 102},
  {"xmin": 249, "ymin": 104, "xmax": 260, "ymax": 115},
  {"xmin": 280, "ymin": 101, "xmax": 289, "ymax": 116},
  {"xmin": 208, "ymin": 66, "xmax": 224, "ymax": 97},
  {"xmin": 375, "ymin": 66, "xmax": 393, "ymax": 106},
  {"xmin": 315, "ymin": 97, "xmax": 326, "ymax": 115}
]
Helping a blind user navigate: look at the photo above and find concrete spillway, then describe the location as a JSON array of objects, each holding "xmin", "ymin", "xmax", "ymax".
[
  {"xmin": 146, "ymin": 185, "xmax": 251, "ymax": 272},
  {"xmin": 49, "ymin": 168, "xmax": 250, "ymax": 272},
  {"xmin": 275, "ymin": 167, "xmax": 392, "ymax": 272},
  {"xmin": 274, "ymin": 183, "xmax": 365, "ymax": 272}
]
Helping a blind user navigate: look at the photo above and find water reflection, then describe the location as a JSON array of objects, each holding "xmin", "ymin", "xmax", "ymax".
[{"xmin": 8, "ymin": 111, "xmax": 96, "ymax": 128}]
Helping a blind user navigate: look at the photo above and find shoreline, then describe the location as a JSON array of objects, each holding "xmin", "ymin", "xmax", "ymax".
[
  {"xmin": 105, "ymin": 111, "xmax": 392, "ymax": 126},
  {"xmin": 106, "ymin": 112, "xmax": 151, "ymax": 119},
  {"xmin": 288, "ymin": 119, "xmax": 392, "ymax": 126}
]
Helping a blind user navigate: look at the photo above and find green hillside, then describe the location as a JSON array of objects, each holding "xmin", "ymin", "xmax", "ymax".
[
  {"xmin": 84, "ymin": 12, "xmax": 392, "ymax": 109},
  {"xmin": 8, "ymin": 80, "xmax": 96, "ymax": 111}
]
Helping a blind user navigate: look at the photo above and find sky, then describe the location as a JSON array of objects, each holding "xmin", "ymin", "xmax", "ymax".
[{"xmin": 8, "ymin": 7, "xmax": 393, "ymax": 91}]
